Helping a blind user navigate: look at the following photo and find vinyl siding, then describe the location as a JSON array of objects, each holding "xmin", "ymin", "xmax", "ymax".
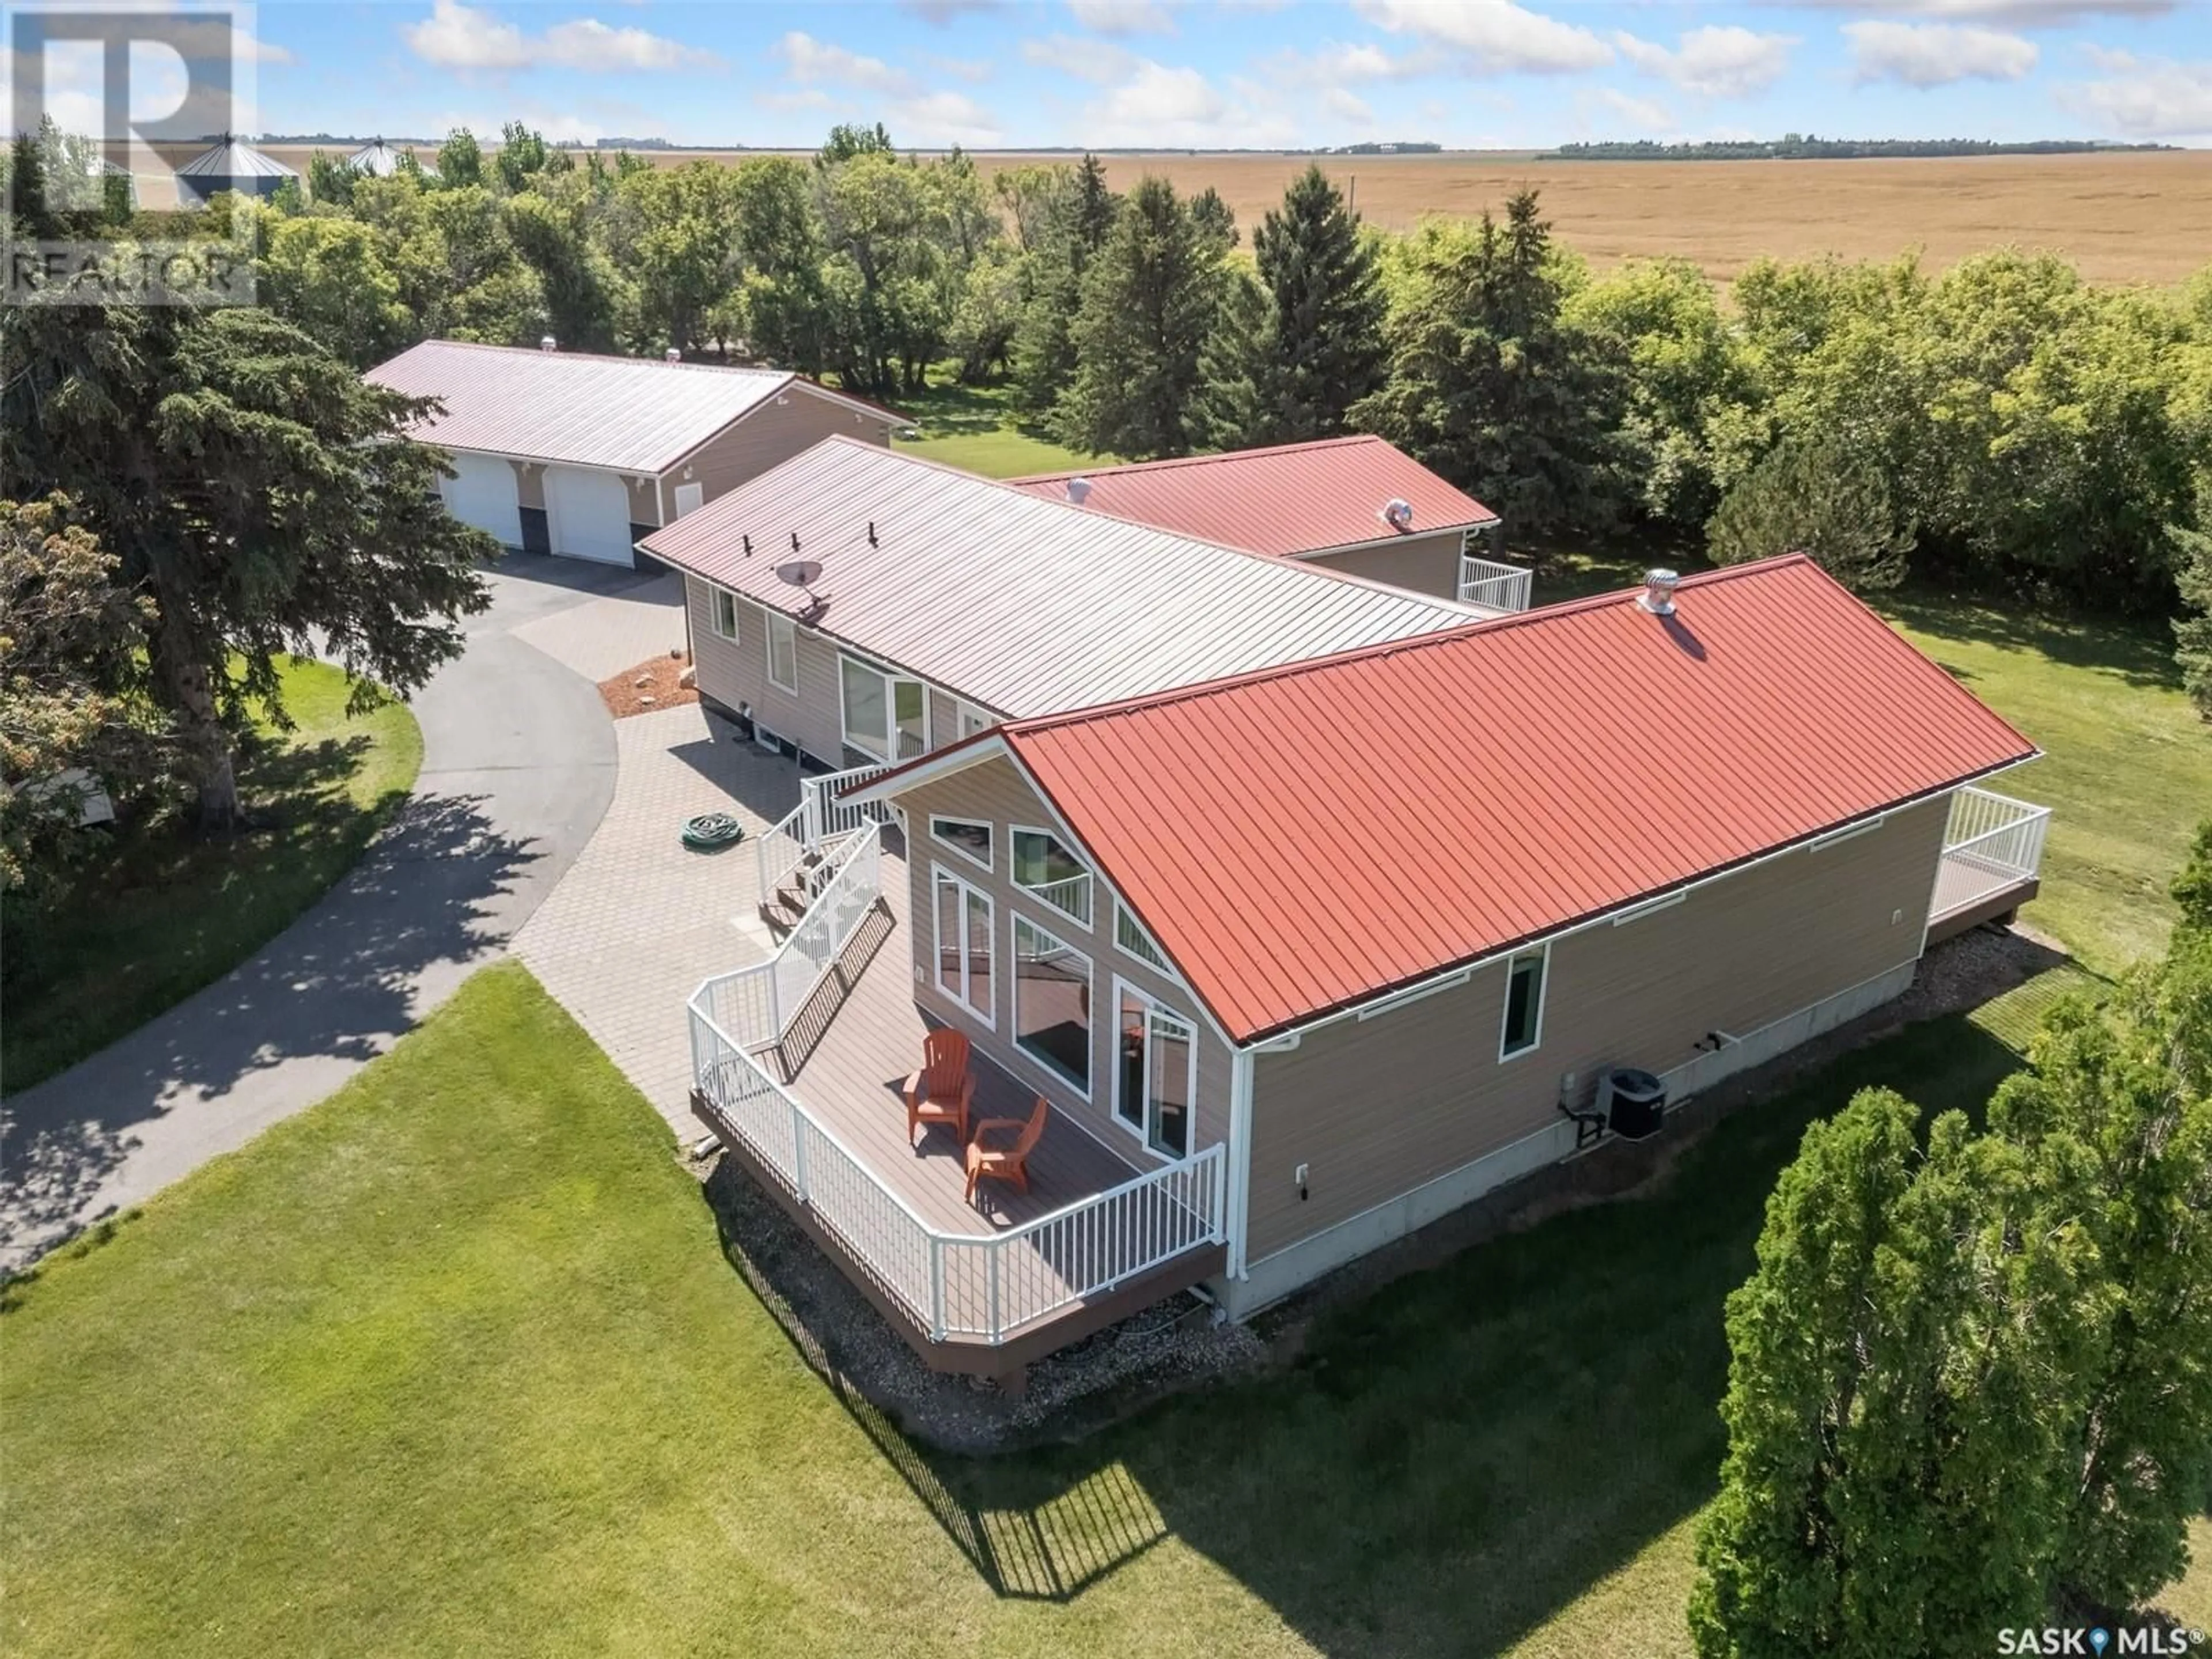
[
  {"xmin": 1307, "ymin": 530, "xmax": 1465, "ymax": 601},
  {"xmin": 892, "ymin": 755, "xmax": 1234, "ymax": 1166},
  {"xmin": 1244, "ymin": 793, "xmax": 1949, "ymax": 1263},
  {"xmin": 672, "ymin": 386, "xmax": 891, "ymax": 506}
]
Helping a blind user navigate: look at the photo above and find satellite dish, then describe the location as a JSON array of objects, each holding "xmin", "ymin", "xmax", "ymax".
[{"xmin": 775, "ymin": 560, "xmax": 823, "ymax": 588}]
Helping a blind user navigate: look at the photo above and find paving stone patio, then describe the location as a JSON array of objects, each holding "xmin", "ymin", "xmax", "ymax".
[{"xmin": 513, "ymin": 704, "xmax": 802, "ymax": 1131}]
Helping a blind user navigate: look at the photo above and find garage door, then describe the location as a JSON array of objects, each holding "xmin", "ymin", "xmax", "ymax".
[
  {"xmin": 442, "ymin": 454, "xmax": 521, "ymax": 547},
  {"xmin": 544, "ymin": 466, "xmax": 636, "ymax": 565}
]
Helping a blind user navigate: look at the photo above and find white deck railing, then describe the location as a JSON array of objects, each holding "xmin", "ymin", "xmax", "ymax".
[
  {"xmin": 1935, "ymin": 785, "xmax": 2051, "ymax": 919},
  {"xmin": 688, "ymin": 1020, "xmax": 1227, "ymax": 1343},
  {"xmin": 1458, "ymin": 555, "xmax": 1533, "ymax": 612},
  {"xmin": 1019, "ymin": 873, "xmax": 1093, "ymax": 929},
  {"xmin": 711, "ymin": 821, "xmax": 879, "ymax": 1047},
  {"xmin": 803, "ymin": 761, "xmax": 895, "ymax": 850}
]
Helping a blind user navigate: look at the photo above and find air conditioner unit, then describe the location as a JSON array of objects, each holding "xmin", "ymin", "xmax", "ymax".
[{"xmin": 1599, "ymin": 1067, "xmax": 1667, "ymax": 1140}]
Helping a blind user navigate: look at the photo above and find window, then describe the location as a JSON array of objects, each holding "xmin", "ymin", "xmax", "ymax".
[
  {"xmin": 957, "ymin": 701, "xmax": 993, "ymax": 739},
  {"xmin": 1116, "ymin": 983, "xmax": 1195, "ymax": 1157},
  {"xmin": 1012, "ymin": 827, "xmax": 1092, "ymax": 927},
  {"xmin": 672, "ymin": 481, "xmax": 704, "ymax": 518},
  {"xmin": 839, "ymin": 654, "xmax": 927, "ymax": 762},
  {"xmin": 1499, "ymin": 945, "xmax": 1549, "ymax": 1059},
  {"xmin": 709, "ymin": 586, "xmax": 738, "ymax": 642},
  {"xmin": 1115, "ymin": 902, "xmax": 1170, "ymax": 973},
  {"xmin": 931, "ymin": 865, "xmax": 993, "ymax": 1024},
  {"xmin": 1014, "ymin": 916, "xmax": 1092, "ymax": 1094},
  {"xmin": 766, "ymin": 611, "xmax": 798, "ymax": 694},
  {"xmin": 931, "ymin": 816, "xmax": 992, "ymax": 871}
]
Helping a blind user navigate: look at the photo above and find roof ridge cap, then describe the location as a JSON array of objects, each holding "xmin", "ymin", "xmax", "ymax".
[{"xmin": 1009, "ymin": 434, "xmax": 1378, "ymax": 484}]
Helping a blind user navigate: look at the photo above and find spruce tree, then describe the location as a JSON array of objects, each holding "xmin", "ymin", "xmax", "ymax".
[
  {"xmin": 1055, "ymin": 177, "xmax": 1214, "ymax": 460},
  {"xmin": 1250, "ymin": 164, "xmax": 1386, "ymax": 444},
  {"xmin": 1706, "ymin": 431, "xmax": 1915, "ymax": 592},
  {"xmin": 1010, "ymin": 157, "xmax": 1118, "ymax": 427}
]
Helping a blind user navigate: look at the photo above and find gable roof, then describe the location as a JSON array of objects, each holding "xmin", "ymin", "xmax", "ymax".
[
  {"xmin": 1006, "ymin": 435, "xmax": 1498, "ymax": 560},
  {"xmin": 364, "ymin": 340, "xmax": 898, "ymax": 475},
  {"xmin": 639, "ymin": 437, "xmax": 1482, "ymax": 718},
  {"xmin": 177, "ymin": 137, "xmax": 296, "ymax": 179},
  {"xmin": 857, "ymin": 558, "xmax": 2038, "ymax": 1046}
]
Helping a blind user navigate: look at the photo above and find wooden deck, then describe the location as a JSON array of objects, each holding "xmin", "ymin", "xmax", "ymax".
[
  {"xmin": 1926, "ymin": 848, "xmax": 2039, "ymax": 944},
  {"xmin": 762, "ymin": 836, "xmax": 1145, "ymax": 1236}
]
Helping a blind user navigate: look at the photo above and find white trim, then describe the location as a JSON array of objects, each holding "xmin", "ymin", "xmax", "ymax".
[
  {"xmin": 1355, "ymin": 968, "xmax": 1470, "ymax": 1021},
  {"xmin": 1611, "ymin": 891, "xmax": 1687, "ymax": 926},
  {"xmin": 671, "ymin": 479, "xmax": 706, "ymax": 519},
  {"xmin": 955, "ymin": 699, "xmax": 995, "ymax": 739},
  {"xmin": 838, "ymin": 650, "xmax": 927, "ymax": 764},
  {"xmin": 764, "ymin": 609, "xmax": 798, "ymax": 695},
  {"xmin": 1285, "ymin": 518, "xmax": 1501, "ymax": 562},
  {"xmin": 708, "ymin": 585, "xmax": 740, "ymax": 642},
  {"xmin": 1497, "ymin": 943, "xmax": 1550, "ymax": 1061},
  {"xmin": 1010, "ymin": 822, "xmax": 1094, "ymax": 930},
  {"xmin": 1810, "ymin": 814, "xmax": 1887, "ymax": 851},
  {"xmin": 929, "ymin": 861, "xmax": 995, "ymax": 1029},
  {"xmin": 1111, "ymin": 975, "xmax": 1199, "ymax": 1161},
  {"xmin": 929, "ymin": 814, "xmax": 994, "ymax": 873},
  {"xmin": 1226, "ymin": 1047, "xmax": 1255, "ymax": 1280},
  {"xmin": 1010, "ymin": 910, "xmax": 1094, "ymax": 1101}
]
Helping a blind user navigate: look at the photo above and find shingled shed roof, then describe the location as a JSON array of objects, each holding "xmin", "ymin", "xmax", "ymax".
[{"xmin": 856, "ymin": 557, "xmax": 2039, "ymax": 1045}]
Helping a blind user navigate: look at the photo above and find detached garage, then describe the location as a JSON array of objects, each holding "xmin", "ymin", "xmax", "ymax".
[{"xmin": 369, "ymin": 339, "xmax": 902, "ymax": 569}]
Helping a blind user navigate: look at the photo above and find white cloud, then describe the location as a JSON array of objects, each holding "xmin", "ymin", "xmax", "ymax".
[
  {"xmin": 1323, "ymin": 85, "xmax": 1375, "ymax": 123},
  {"xmin": 2061, "ymin": 50, "xmax": 2212, "ymax": 138},
  {"xmin": 1613, "ymin": 25, "xmax": 1794, "ymax": 99},
  {"xmin": 1581, "ymin": 85, "xmax": 1676, "ymax": 132},
  {"xmin": 891, "ymin": 89, "xmax": 1004, "ymax": 145},
  {"xmin": 1083, "ymin": 59, "xmax": 1296, "ymax": 146},
  {"xmin": 1069, "ymin": 0, "xmax": 1180, "ymax": 37},
  {"xmin": 1354, "ymin": 0, "xmax": 1613, "ymax": 75},
  {"xmin": 1844, "ymin": 20, "xmax": 2038, "ymax": 86},
  {"xmin": 403, "ymin": 1, "xmax": 717, "ymax": 73},
  {"xmin": 1802, "ymin": 0, "xmax": 2167, "ymax": 24},
  {"xmin": 1021, "ymin": 33, "xmax": 1141, "ymax": 84},
  {"xmin": 1263, "ymin": 40, "xmax": 1434, "ymax": 86},
  {"xmin": 778, "ymin": 31, "xmax": 914, "ymax": 95}
]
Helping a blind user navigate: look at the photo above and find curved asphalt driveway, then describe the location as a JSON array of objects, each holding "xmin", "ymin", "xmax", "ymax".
[{"xmin": 0, "ymin": 561, "xmax": 638, "ymax": 1270}]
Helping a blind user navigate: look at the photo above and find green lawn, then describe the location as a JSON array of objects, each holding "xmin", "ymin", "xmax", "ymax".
[
  {"xmin": 5, "ymin": 960, "xmax": 2201, "ymax": 1657},
  {"xmin": 889, "ymin": 376, "xmax": 1100, "ymax": 479},
  {"xmin": 1, "ymin": 658, "xmax": 422, "ymax": 1090}
]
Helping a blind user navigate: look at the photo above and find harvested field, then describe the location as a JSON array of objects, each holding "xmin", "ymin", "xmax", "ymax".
[{"xmin": 239, "ymin": 144, "xmax": 2212, "ymax": 289}]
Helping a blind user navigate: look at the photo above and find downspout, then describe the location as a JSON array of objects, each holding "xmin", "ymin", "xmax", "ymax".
[{"xmin": 1226, "ymin": 1047, "xmax": 1256, "ymax": 1281}]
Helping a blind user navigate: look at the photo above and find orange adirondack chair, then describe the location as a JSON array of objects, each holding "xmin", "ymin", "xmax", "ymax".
[
  {"xmin": 966, "ymin": 1096, "xmax": 1049, "ymax": 1203},
  {"xmin": 903, "ymin": 1028, "xmax": 976, "ymax": 1147}
]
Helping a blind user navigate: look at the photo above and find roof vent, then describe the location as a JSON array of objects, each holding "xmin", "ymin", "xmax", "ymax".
[
  {"xmin": 1381, "ymin": 498, "xmax": 1414, "ymax": 532},
  {"xmin": 664, "ymin": 347, "xmax": 680, "ymax": 362},
  {"xmin": 1637, "ymin": 568, "xmax": 1680, "ymax": 616},
  {"xmin": 540, "ymin": 335, "xmax": 556, "ymax": 352},
  {"xmin": 1065, "ymin": 477, "xmax": 1092, "ymax": 506}
]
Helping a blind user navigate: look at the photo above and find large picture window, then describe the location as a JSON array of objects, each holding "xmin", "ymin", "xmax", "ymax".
[
  {"xmin": 1013, "ymin": 915, "xmax": 1092, "ymax": 1095},
  {"xmin": 1115, "ymin": 981, "xmax": 1195, "ymax": 1158},
  {"xmin": 932, "ymin": 865, "xmax": 994, "ymax": 1024},
  {"xmin": 766, "ymin": 611, "xmax": 798, "ymax": 694},
  {"xmin": 1499, "ymin": 945, "xmax": 1549, "ymax": 1059},
  {"xmin": 1012, "ymin": 826, "xmax": 1092, "ymax": 927},
  {"xmin": 840, "ymin": 654, "xmax": 926, "ymax": 762}
]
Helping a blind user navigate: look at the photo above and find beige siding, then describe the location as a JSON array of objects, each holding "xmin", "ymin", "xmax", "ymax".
[
  {"xmin": 686, "ymin": 578, "xmax": 848, "ymax": 762},
  {"xmin": 891, "ymin": 755, "xmax": 1234, "ymax": 1166},
  {"xmin": 1308, "ymin": 529, "xmax": 1464, "ymax": 601},
  {"xmin": 1244, "ymin": 795, "xmax": 1949, "ymax": 1262},
  {"xmin": 927, "ymin": 689, "xmax": 959, "ymax": 751},
  {"xmin": 624, "ymin": 474, "xmax": 660, "ymax": 527},
  {"xmin": 669, "ymin": 387, "xmax": 892, "ymax": 507}
]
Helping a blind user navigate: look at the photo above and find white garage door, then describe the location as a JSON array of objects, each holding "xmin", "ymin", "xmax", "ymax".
[
  {"xmin": 545, "ymin": 466, "xmax": 636, "ymax": 565},
  {"xmin": 442, "ymin": 454, "xmax": 521, "ymax": 547}
]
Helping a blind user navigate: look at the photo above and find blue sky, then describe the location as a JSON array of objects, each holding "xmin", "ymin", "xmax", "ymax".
[{"xmin": 82, "ymin": 1, "xmax": 2212, "ymax": 149}]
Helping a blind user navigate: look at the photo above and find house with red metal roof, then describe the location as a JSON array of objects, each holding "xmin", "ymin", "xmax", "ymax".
[
  {"xmin": 683, "ymin": 556, "xmax": 2052, "ymax": 1386},
  {"xmin": 1006, "ymin": 434, "xmax": 1523, "ymax": 608},
  {"xmin": 366, "ymin": 339, "xmax": 902, "ymax": 567}
]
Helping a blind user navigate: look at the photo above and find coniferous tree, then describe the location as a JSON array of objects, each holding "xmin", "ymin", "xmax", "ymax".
[
  {"xmin": 2172, "ymin": 482, "xmax": 2212, "ymax": 718},
  {"xmin": 1705, "ymin": 431, "xmax": 1914, "ymax": 592},
  {"xmin": 1010, "ymin": 157, "xmax": 1118, "ymax": 426},
  {"xmin": 1249, "ymin": 164, "xmax": 1387, "ymax": 444},
  {"xmin": 1055, "ymin": 176, "xmax": 1214, "ymax": 460}
]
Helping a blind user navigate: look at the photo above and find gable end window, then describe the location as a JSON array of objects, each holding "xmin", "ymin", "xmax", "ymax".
[
  {"xmin": 709, "ymin": 586, "xmax": 739, "ymax": 642},
  {"xmin": 930, "ymin": 816, "xmax": 993, "ymax": 872},
  {"xmin": 1012, "ymin": 827, "xmax": 1093, "ymax": 928},
  {"xmin": 1115, "ymin": 902, "xmax": 1170, "ymax": 973},
  {"xmin": 1498, "ymin": 945, "xmax": 1549, "ymax": 1060}
]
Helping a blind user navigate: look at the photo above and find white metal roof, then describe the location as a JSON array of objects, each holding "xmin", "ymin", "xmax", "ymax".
[
  {"xmin": 347, "ymin": 139, "xmax": 418, "ymax": 177},
  {"xmin": 365, "ymin": 340, "xmax": 896, "ymax": 475},
  {"xmin": 641, "ymin": 438, "xmax": 1484, "ymax": 717},
  {"xmin": 176, "ymin": 137, "xmax": 296, "ymax": 178}
]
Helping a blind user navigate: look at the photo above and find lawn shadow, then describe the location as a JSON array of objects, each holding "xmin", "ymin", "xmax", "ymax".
[
  {"xmin": 778, "ymin": 986, "xmax": 2047, "ymax": 1653},
  {"xmin": 1882, "ymin": 587, "xmax": 2183, "ymax": 692},
  {"xmin": 0, "ymin": 790, "xmax": 539, "ymax": 1266}
]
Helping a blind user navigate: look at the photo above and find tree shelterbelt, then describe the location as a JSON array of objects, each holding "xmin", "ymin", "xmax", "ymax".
[{"xmin": 0, "ymin": 296, "xmax": 493, "ymax": 825}]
